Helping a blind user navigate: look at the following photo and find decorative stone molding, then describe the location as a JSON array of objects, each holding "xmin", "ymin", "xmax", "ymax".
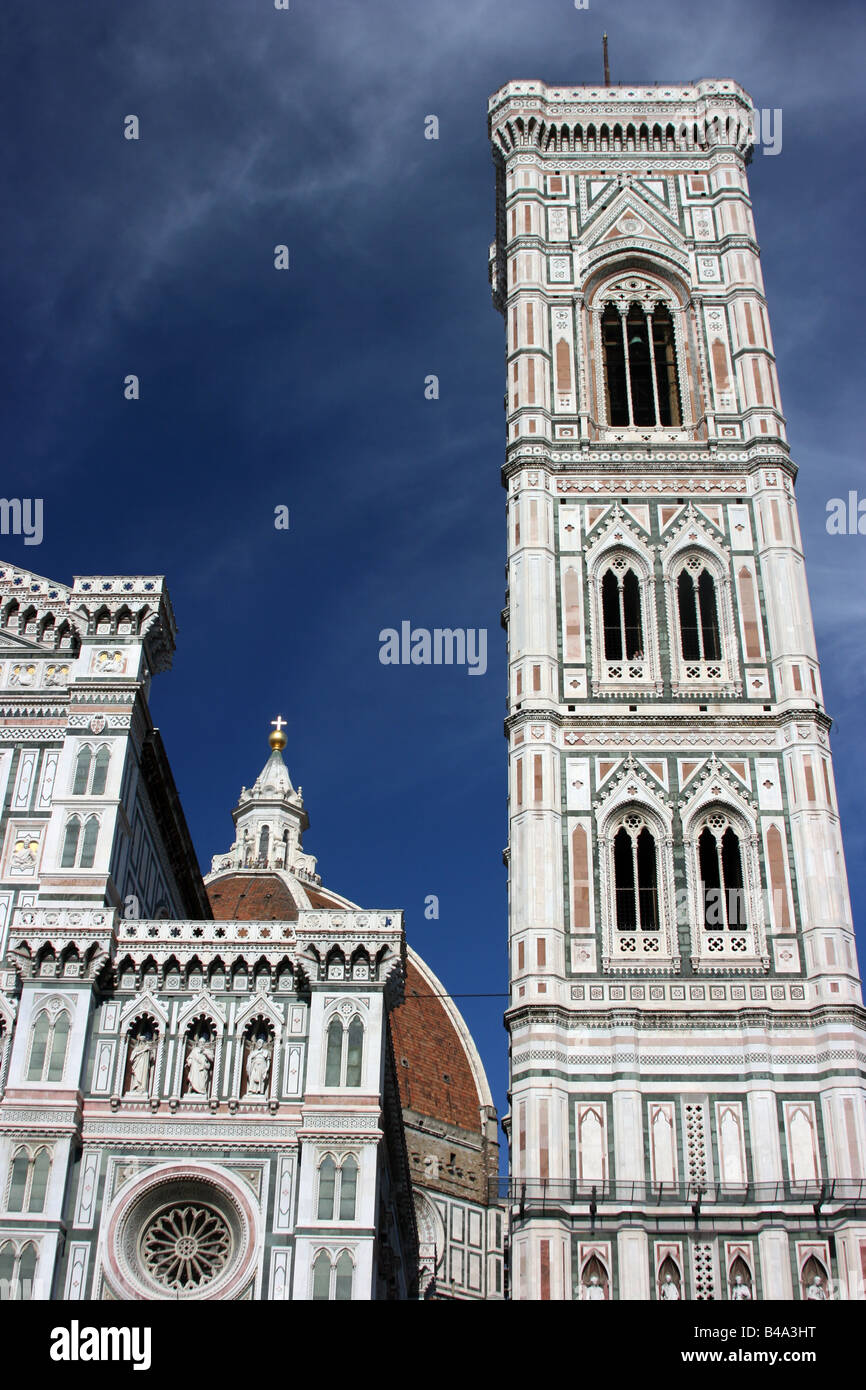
[{"xmin": 101, "ymin": 1161, "xmax": 261, "ymax": 1301}]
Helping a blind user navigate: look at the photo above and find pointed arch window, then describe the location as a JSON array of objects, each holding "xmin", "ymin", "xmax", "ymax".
[
  {"xmin": 601, "ymin": 563, "xmax": 644, "ymax": 661},
  {"xmin": 258, "ymin": 825, "xmax": 269, "ymax": 864},
  {"xmin": 27, "ymin": 1013, "xmax": 50, "ymax": 1081},
  {"xmin": 0, "ymin": 1241, "xmax": 38, "ymax": 1301},
  {"xmin": 325, "ymin": 1019, "xmax": 343, "ymax": 1087},
  {"xmin": 317, "ymin": 1157, "xmax": 337, "ymax": 1220},
  {"xmin": 698, "ymin": 815, "xmax": 748, "ymax": 930},
  {"xmin": 317, "ymin": 1154, "xmax": 359, "ymax": 1222},
  {"xmin": 602, "ymin": 305, "xmax": 628, "ymax": 425},
  {"xmin": 601, "ymin": 299, "xmax": 682, "ymax": 427},
  {"xmin": 345, "ymin": 1019, "xmax": 363, "ymax": 1087},
  {"xmin": 339, "ymin": 1156, "xmax": 358, "ymax": 1220},
  {"xmin": 47, "ymin": 1013, "xmax": 70, "ymax": 1081},
  {"xmin": 311, "ymin": 1249, "xmax": 354, "ymax": 1301},
  {"xmin": 613, "ymin": 815, "xmax": 659, "ymax": 931},
  {"xmin": 7, "ymin": 1153, "xmax": 29, "ymax": 1212},
  {"xmin": 29, "ymin": 1149, "xmax": 51, "ymax": 1211},
  {"xmin": 6, "ymin": 1148, "xmax": 51, "ymax": 1213},
  {"xmin": 72, "ymin": 744, "xmax": 111, "ymax": 796},
  {"xmin": 60, "ymin": 816, "xmax": 81, "ymax": 868},
  {"xmin": 72, "ymin": 747, "xmax": 92, "ymax": 795},
  {"xmin": 79, "ymin": 815, "xmax": 99, "ymax": 868},
  {"xmin": 26, "ymin": 1009, "xmax": 70, "ymax": 1083},
  {"xmin": 677, "ymin": 564, "xmax": 721, "ymax": 661},
  {"xmin": 312, "ymin": 1250, "xmax": 332, "ymax": 1300},
  {"xmin": 0, "ymin": 1243, "xmax": 15, "ymax": 1298},
  {"xmin": 334, "ymin": 1251, "xmax": 354, "ymax": 1300},
  {"xmin": 60, "ymin": 814, "xmax": 100, "ymax": 869},
  {"xmin": 323, "ymin": 1015, "xmax": 365, "ymax": 1088},
  {"xmin": 91, "ymin": 747, "xmax": 110, "ymax": 796}
]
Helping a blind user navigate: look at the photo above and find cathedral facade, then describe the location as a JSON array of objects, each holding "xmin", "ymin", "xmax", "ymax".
[
  {"xmin": 489, "ymin": 76, "xmax": 866, "ymax": 1299},
  {"xmin": 0, "ymin": 566, "xmax": 502, "ymax": 1300}
]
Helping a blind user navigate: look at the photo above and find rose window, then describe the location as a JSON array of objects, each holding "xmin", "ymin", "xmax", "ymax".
[{"xmin": 140, "ymin": 1203, "xmax": 232, "ymax": 1291}]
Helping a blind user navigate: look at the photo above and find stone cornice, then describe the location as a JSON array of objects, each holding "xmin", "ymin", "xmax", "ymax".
[
  {"xmin": 502, "ymin": 446, "xmax": 795, "ymax": 483},
  {"xmin": 80, "ymin": 1117, "xmax": 301, "ymax": 1145},
  {"xmin": 504, "ymin": 705, "xmax": 834, "ymax": 738},
  {"xmin": 506, "ymin": 1002, "xmax": 866, "ymax": 1032},
  {"xmin": 0, "ymin": 704, "xmax": 68, "ymax": 724},
  {"xmin": 6, "ymin": 908, "xmax": 406, "ymax": 999},
  {"xmin": 488, "ymin": 80, "xmax": 754, "ymax": 158},
  {"xmin": 488, "ymin": 78, "xmax": 754, "ymax": 115}
]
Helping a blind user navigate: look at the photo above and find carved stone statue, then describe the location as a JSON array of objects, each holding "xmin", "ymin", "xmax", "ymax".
[
  {"xmin": 660, "ymin": 1272, "xmax": 680, "ymax": 1300},
  {"xmin": 731, "ymin": 1274, "xmax": 752, "ymax": 1300},
  {"xmin": 806, "ymin": 1275, "xmax": 827, "ymax": 1301},
  {"xmin": 246, "ymin": 1037, "xmax": 272, "ymax": 1095},
  {"xmin": 185, "ymin": 1035, "xmax": 214, "ymax": 1095},
  {"xmin": 97, "ymin": 650, "xmax": 125, "ymax": 673},
  {"xmin": 10, "ymin": 844, "xmax": 37, "ymax": 874},
  {"xmin": 128, "ymin": 1033, "xmax": 156, "ymax": 1094},
  {"xmin": 583, "ymin": 1274, "xmax": 606, "ymax": 1301}
]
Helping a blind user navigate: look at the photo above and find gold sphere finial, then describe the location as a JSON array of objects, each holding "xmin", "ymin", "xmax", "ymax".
[{"xmin": 269, "ymin": 714, "xmax": 288, "ymax": 751}]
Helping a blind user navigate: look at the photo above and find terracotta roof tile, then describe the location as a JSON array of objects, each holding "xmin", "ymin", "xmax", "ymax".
[
  {"xmin": 305, "ymin": 885, "xmax": 350, "ymax": 909},
  {"xmin": 207, "ymin": 873, "xmax": 300, "ymax": 921},
  {"xmin": 390, "ymin": 959, "xmax": 482, "ymax": 1133}
]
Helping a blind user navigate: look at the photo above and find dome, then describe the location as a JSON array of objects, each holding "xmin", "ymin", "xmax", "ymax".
[
  {"xmin": 206, "ymin": 872, "xmax": 302, "ymax": 921},
  {"xmin": 389, "ymin": 949, "xmax": 494, "ymax": 1135},
  {"xmin": 206, "ymin": 871, "xmax": 354, "ymax": 921}
]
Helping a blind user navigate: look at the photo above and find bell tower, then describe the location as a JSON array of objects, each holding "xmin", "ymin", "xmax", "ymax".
[{"xmin": 489, "ymin": 77, "xmax": 866, "ymax": 1300}]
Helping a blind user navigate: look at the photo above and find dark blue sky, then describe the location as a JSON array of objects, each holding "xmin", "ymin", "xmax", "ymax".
[{"xmin": 2, "ymin": 0, "xmax": 865, "ymax": 1123}]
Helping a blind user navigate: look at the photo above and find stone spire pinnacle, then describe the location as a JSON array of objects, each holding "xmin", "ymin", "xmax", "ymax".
[{"xmin": 209, "ymin": 720, "xmax": 320, "ymax": 883}]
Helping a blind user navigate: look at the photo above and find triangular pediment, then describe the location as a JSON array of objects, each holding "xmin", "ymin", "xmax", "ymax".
[
  {"xmin": 584, "ymin": 503, "xmax": 655, "ymax": 572},
  {"xmin": 581, "ymin": 187, "xmax": 686, "ymax": 255},
  {"xmin": 0, "ymin": 630, "xmax": 56, "ymax": 656},
  {"xmin": 677, "ymin": 753, "xmax": 757, "ymax": 821},
  {"xmin": 120, "ymin": 990, "xmax": 169, "ymax": 1028},
  {"xmin": 235, "ymin": 992, "xmax": 285, "ymax": 1031},
  {"xmin": 660, "ymin": 503, "xmax": 729, "ymax": 565},
  {"xmin": 595, "ymin": 755, "xmax": 673, "ymax": 832},
  {"xmin": 177, "ymin": 989, "xmax": 227, "ymax": 1031}
]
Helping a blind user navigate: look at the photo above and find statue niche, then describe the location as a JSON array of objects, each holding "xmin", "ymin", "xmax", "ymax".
[
  {"xmin": 658, "ymin": 1255, "xmax": 682, "ymax": 1301},
  {"xmin": 183, "ymin": 1021, "xmax": 216, "ymax": 1097},
  {"xmin": 728, "ymin": 1255, "xmax": 754, "ymax": 1301},
  {"xmin": 124, "ymin": 1017, "xmax": 158, "ymax": 1096},
  {"xmin": 801, "ymin": 1255, "xmax": 830, "ymax": 1301},
  {"xmin": 241, "ymin": 1018, "xmax": 274, "ymax": 1098},
  {"xmin": 581, "ymin": 1254, "xmax": 609, "ymax": 1301}
]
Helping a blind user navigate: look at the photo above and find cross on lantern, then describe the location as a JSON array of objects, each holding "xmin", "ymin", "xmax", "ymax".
[{"xmin": 271, "ymin": 715, "xmax": 287, "ymax": 734}]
